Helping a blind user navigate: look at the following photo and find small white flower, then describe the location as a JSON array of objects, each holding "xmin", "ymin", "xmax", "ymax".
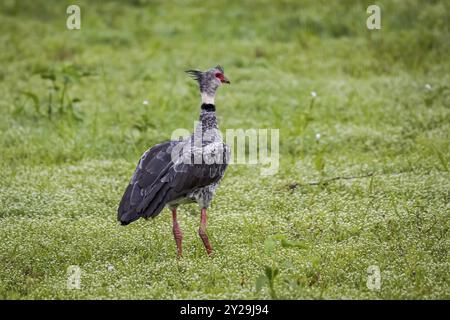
[
  {"xmin": 143, "ymin": 100, "xmax": 149, "ymax": 105},
  {"xmin": 311, "ymin": 91, "xmax": 317, "ymax": 98},
  {"xmin": 315, "ymin": 133, "xmax": 321, "ymax": 141},
  {"xmin": 425, "ymin": 84, "xmax": 432, "ymax": 90},
  {"xmin": 107, "ymin": 264, "xmax": 114, "ymax": 272}
]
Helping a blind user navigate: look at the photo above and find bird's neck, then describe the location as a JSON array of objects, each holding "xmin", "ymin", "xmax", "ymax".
[
  {"xmin": 201, "ymin": 92, "xmax": 215, "ymax": 105},
  {"xmin": 198, "ymin": 89, "xmax": 218, "ymax": 131},
  {"xmin": 198, "ymin": 103, "xmax": 218, "ymax": 133}
]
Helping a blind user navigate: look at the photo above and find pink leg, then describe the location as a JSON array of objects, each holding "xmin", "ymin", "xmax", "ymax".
[
  {"xmin": 172, "ymin": 208, "xmax": 183, "ymax": 258},
  {"xmin": 198, "ymin": 208, "xmax": 213, "ymax": 256}
]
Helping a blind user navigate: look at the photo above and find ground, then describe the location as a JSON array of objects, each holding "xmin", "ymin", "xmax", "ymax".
[{"xmin": 0, "ymin": 0, "xmax": 449, "ymax": 299}]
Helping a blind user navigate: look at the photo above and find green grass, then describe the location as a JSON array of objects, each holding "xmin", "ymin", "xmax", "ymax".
[{"xmin": 0, "ymin": 0, "xmax": 449, "ymax": 299}]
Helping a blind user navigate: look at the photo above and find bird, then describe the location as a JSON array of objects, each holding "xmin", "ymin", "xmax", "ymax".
[{"xmin": 117, "ymin": 65, "xmax": 231, "ymax": 258}]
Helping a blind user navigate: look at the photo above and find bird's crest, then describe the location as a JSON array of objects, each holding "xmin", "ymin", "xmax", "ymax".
[
  {"xmin": 186, "ymin": 65, "xmax": 224, "ymax": 81},
  {"xmin": 185, "ymin": 69, "xmax": 203, "ymax": 81},
  {"xmin": 215, "ymin": 65, "xmax": 224, "ymax": 73}
]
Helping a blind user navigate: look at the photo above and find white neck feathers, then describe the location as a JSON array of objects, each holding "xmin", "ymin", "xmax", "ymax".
[{"xmin": 201, "ymin": 92, "xmax": 215, "ymax": 105}]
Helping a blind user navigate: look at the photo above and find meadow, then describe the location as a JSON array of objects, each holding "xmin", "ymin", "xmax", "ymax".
[{"xmin": 0, "ymin": 0, "xmax": 449, "ymax": 299}]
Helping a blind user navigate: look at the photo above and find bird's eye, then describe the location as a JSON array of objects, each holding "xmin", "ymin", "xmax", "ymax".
[{"xmin": 215, "ymin": 73, "xmax": 222, "ymax": 78}]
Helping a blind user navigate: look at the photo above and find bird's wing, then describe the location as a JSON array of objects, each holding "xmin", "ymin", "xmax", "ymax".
[
  {"xmin": 117, "ymin": 141, "xmax": 177, "ymax": 224},
  {"xmin": 118, "ymin": 140, "xmax": 229, "ymax": 225}
]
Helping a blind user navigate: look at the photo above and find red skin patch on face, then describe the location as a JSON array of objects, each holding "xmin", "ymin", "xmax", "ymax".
[
  {"xmin": 215, "ymin": 73, "xmax": 224, "ymax": 81},
  {"xmin": 215, "ymin": 73, "xmax": 225, "ymax": 82}
]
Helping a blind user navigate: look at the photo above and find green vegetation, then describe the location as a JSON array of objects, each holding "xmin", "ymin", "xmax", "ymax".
[{"xmin": 0, "ymin": 0, "xmax": 449, "ymax": 299}]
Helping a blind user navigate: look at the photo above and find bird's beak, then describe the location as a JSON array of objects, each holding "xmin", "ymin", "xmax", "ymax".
[{"xmin": 222, "ymin": 76, "xmax": 230, "ymax": 84}]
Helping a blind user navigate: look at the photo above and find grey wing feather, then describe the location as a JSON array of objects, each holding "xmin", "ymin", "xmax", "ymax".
[
  {"xmin": 118, "ymin": 141, "xmax": 229, "ymax": 225},
  {"xmin": 117, "ymin": 141, "xmax": 176, "ymax": 224}
]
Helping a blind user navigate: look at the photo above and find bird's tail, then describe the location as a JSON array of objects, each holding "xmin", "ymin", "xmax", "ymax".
[{"xmin": 118, "ymin": 182, "xmax": 172, "ymax": 225}]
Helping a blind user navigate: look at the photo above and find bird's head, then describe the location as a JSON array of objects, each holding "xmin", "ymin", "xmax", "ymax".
[{"xmin": 186, "ymin": 65, "xmax": 230, "ymax": 104}]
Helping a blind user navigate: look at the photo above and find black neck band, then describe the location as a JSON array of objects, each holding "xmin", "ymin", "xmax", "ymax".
[{"xmin": 201, "ymin": 103, "xmax": 216, "ymax": 112}]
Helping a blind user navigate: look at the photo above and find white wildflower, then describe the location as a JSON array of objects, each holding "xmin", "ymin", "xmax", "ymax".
[
  {"xmin": 311, "ymin": 91, "xmax": 317, "ymax": 98},
  {"xmin": 425, "ymin": 84, "xmax": 432, "ymax": 90},
  {"xmin": 315, "ymin": 133, "xmax": 321, "ymax": 141},
  {"xmin": 143, "ymin": 100, "xmax": 149, "ymax": 105}
]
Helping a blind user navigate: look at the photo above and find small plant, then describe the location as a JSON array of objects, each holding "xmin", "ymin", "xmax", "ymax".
[
  {"xmin": 256, "ymin": 266, "xmax": 279, "ymax": 299},
  {"xmin": 18, "ymin": 65, "xmax": 92, "ymax": 121},
  {"xmin": 314, "ymin": 152, "xmax": 326, "ymax": 175},
  {"xmin": 264, "ymin": 234, "xmax": 308, "ymax": 252},
  {"xmin": 430, "ymin": 144, "xmax": 448, "ymax": 171},
  {"xmin": 314, "ymin": 132, "xmax": 327, "ymax": 178},
  {"xmin": 256, "ymin": 235, "xmax": 308, "ymax": 298},
  {"xmin": 291, "ymin": 92, "xmax": 317, "ymax": 136}
]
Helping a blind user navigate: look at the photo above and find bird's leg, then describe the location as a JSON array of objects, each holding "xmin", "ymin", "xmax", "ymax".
[
  {"xmin": 171, "ymin": 208, "xmax": 183, "ymax": 258},
  {"xmin": 198, "ymin": 208, "xmax": 213, "ymax": 256}
]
